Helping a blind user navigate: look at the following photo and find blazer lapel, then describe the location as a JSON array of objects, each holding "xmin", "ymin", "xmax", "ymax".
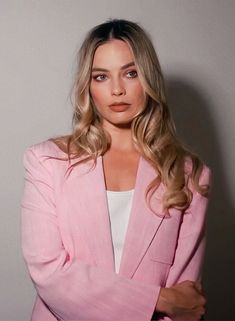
[
  {"xmin": 118, "ymin": 157, "xmax": 166, "ymax": 278},
  {"xmin": 66, "ymin": 156, "xmax": 115, "ymax": 272},
  {"xmin": 64, "ymin": 155, "xmax": 166, "ymax": 276}
]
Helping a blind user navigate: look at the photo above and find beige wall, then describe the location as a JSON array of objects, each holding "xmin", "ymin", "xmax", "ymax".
[{"xmin": 0, "ymin": 1, "xmax": 234, "ymax": 320}]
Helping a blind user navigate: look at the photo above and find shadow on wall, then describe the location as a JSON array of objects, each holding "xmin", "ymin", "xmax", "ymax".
[{"xmin": 165, "ymin": 77, "xmax": 235, "ymax": 320}]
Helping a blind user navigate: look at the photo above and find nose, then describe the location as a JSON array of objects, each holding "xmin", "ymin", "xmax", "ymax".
[{"xmin": 111, "ymin": 78, "xmax": 126, "ymax": 96}]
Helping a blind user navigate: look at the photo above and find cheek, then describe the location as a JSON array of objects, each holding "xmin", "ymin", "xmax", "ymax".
[
  {"xmin": 90, "ymin": 85, "xmax": 99, "ymax": 102},
  {"xmin": 131, "ymin": 83, "xmax": 145, "ymax": 104},
  {"xmin": 90, "ymin": 84, "xmax": 107, "ymax": 106}
]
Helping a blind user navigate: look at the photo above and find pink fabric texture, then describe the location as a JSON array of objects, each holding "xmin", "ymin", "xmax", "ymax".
[{"xmin": 21, "ymin": 140, "xmax": 211, "ymax": 321}]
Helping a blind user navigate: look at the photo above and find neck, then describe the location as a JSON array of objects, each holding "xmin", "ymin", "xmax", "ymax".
[{"xmin": 102, "ymin": 122, "xmax": 137, "ymax": 152}]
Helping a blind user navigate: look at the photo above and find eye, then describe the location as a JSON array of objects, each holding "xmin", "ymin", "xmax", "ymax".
[
  {"xmin": 126, "ymin": 70, "xmax": 138, "ymax": 78},
  {"xmin": 92, "ymin": 74, "xmax": 107, "ymax": 81}
]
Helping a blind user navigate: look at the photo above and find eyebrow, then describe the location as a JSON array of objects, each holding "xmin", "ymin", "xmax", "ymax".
[{"xmin": 91, "ymin": 61, "xmax": 135, "ymax": 72}]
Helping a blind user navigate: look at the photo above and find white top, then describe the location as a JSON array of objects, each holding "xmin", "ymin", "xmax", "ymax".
[{"xmin": 106, "ymin": 189, "xmax": 134, "ymax": 273}]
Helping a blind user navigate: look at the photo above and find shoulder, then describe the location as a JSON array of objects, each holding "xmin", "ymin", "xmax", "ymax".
[
  {"xmin": 23, "ymin": 137, "xmax": 90, "ymax": 177},
  {"xmin": 23, "ymin": 139, "xmax": 69, "ymax": 176},
  {"xmin": 184, "ymin": 156, "xmax": 212, "ymax": 186},
  {"xmin": 24, "ymin": 138, "xmax": 67, "ymax": 159}
]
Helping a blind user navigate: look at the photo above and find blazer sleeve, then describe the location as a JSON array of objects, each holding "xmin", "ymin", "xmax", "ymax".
[
  {"xmin": 21, "ymin": 145, "xmax": 159, "ymax": 321},
  {"xmin": 165, "ymin": 165, "xmax": 212, "ymax": 287}
]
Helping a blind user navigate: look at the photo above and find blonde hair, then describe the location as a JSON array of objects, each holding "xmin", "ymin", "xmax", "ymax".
[{"xmin": 53, "ymin": 18, "xmax": 209, "ymax": 213}]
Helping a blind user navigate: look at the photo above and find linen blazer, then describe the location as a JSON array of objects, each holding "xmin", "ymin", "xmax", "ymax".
[{"xmin": 21, "ymin": 140, "xmax": 211, "ymax": 321}]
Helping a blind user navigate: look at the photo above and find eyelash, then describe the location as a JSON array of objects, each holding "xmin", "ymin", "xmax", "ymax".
[
  {"xmin": 127, "ymin": 70, "xmax": 138, "ymax": 78},
  {"xmin": 92, "ymin": 70, "xmax": 138, "ymax": 82}
]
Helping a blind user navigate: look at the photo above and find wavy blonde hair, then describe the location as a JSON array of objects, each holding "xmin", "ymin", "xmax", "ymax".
[{"xmin": 53, "ymin": 18, "xmax": 209, "ymax": 213}]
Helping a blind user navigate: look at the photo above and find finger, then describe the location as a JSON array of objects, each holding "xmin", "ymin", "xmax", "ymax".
[
  {"xmin": 194, "ymin": 282, "xmax": 205, "ymax": 296},
  {"xmin": 194, "ymin": 282, "xmax": 202, "ymax": 292},
  {"xmin": 182, "ymin": 280, "xmax": 195, "ymax": 287}
]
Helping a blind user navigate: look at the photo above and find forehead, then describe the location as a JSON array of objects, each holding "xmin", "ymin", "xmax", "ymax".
[{"xmin": 92, "ymin": 39, "xmax": 134, "ymax": 67}]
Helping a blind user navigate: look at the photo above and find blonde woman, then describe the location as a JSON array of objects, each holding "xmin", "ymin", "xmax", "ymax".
[{"xmin": 21, "ymin": 19, "xmax": 211, "ymax": 321}]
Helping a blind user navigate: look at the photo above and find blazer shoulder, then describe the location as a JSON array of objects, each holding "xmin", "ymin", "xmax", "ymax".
[
  {"xmin": 200, "ymin": 164, "xmax": 212, "ymax": 185},
  {"xmin": 184, "ymin": 156, "xmax": 211, "ymax": 185},
  {"xmin": 22, "ymin": 139, "xmax": 69, "ymax": 177},
  {"xmin": 24, "ymin": 139, "xmax": 67, "ymax": 159}
]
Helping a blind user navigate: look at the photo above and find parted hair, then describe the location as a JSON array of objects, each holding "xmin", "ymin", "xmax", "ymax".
[{"xmin": 53, "ymin": 18, "xmax": 209, "ymax": 213}]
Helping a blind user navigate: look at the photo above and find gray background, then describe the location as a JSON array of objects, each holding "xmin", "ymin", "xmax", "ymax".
[{"xmin": 0, "ymin": 1, "xmax": 234, "ymax": 320}]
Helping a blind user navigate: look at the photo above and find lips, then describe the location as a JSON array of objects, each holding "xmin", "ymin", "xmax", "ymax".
[{"xmin": 109, "ymin": 102, "xmax": 130, "ymax": 112}]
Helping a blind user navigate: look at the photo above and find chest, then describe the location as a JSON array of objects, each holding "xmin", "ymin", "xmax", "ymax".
[
  {"xmin": 102, "ymin": 151, "xmax": 140, "ymax": 191},
  {"xmin": 55, "ymin": 157, "xmax": 183, "ymax": 281}
]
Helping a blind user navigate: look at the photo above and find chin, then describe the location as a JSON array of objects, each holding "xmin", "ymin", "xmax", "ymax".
[
  {"xmin": 111, "ymin": 117, "xmax": 134, "ymax": 126},
  {"xmin": 101, "ymin": 114, "xmax": 136, "ymax": 129}
]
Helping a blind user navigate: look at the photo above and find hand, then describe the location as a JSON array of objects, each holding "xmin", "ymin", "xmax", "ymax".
[{"xmin": 156, "ymin": 280, "xmax": 206, "ymax": 321}]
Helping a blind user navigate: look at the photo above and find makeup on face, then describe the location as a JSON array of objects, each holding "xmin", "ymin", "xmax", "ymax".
[{"xmin": 89, "ymin": 39, "xmax": 145, "ymax": 128}]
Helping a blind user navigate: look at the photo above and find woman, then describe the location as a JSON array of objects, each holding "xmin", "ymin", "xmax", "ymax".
[{"xmin": 21, "ymin": 19, "xmax": 211, "ymax": 321}]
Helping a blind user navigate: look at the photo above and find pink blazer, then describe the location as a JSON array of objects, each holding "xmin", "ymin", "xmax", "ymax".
[{"xmin": 21, "ymin": 140, "xmax": 211, "ymax": 321}]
